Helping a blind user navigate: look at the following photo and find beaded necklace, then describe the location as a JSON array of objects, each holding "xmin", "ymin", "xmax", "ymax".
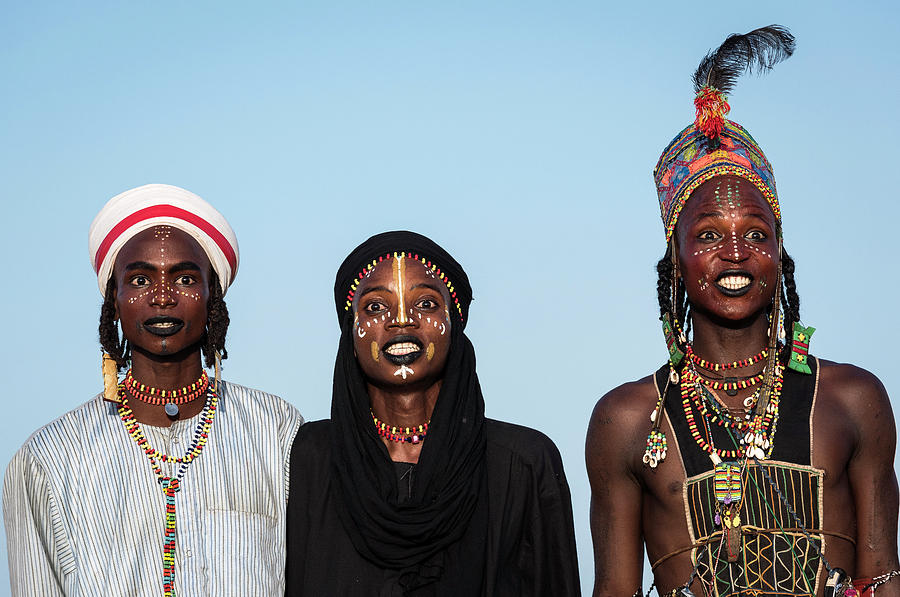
[
  {"xmin": 371, "ymin": 411, "xmax": 429, "ymax": 444},
  {"xmin": 689, "ymin": 347, "xmax": 768, "ymax": 371},
  {"xmin": 702, "ymin": 386, "xmax": 759, "ymax": 425},
  {"xmin": 680, "ymin": 364, "xmax": 782, "ymax": 461},
  {"xmin": 117, "ymin": 373, "xmax": 218, "ymax": 597},
  {"xmin": 685, "ymin": 344, "xmax": 766, "ymax": 394},
  {"xmin": 124, "ymin": 369, "xmax": 209, "ymax": 405},
  {"xmin": 692, "ymin": 370, "xmax": 765, "ymax": 393}
]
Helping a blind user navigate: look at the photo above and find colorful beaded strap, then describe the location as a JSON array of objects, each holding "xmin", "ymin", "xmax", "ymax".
[
  {"xmin": 124, "ymin": 369, "xmax": 209, "ymax": 405},
  {"xmin": 117, "ymin": 379, "xmax": 218, "ymax": 597},
  {"xmin": 371, "ymin": 411, "xmax": 429, "ymax": 444}
]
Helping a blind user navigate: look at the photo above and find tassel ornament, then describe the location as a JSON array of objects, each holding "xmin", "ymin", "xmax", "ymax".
[{"xmin": 102, "ymin": 353, "xmax": 121, "ymax": 403}]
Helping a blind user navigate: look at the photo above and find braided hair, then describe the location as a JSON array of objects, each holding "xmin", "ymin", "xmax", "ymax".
[
  {"xmin": 98, "ymin": 272, "xmax": 230, "ymax": 370},
  {"xmin": 656, "ymin": 242, "xmax": 801, "ymax": 362}
]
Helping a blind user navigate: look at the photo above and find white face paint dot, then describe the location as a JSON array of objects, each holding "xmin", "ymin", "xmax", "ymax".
[{"xmin": 394, "ymin": 364, "xmax": 414, "ymax": 379}]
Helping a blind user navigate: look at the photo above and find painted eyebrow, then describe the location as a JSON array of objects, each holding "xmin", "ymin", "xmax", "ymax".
[
  {"xmin": 411, "ymin": 283, "xmax": 443, "ymax": 293},
  {"xmin": 359, "ymin": 285, "xmax": 392, "ymax": 299},
  {"xmin": 168, "ymin": 261, "xmax": 203, "ymax": 274},
  {"xmin": 741, "ymin": 210, "xmax": 773, "ymax": 221},
  {"xmin": 124, "ymin": 261, "xmax": 156, "ymax": 272}
]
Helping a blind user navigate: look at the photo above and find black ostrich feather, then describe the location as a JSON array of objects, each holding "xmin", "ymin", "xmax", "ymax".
[{"xmin": 692, "ymin": 25, "xmax": 796, "ymax": 95}]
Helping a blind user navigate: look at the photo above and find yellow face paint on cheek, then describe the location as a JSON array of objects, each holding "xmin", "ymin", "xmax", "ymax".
[
  {"xmin": 426, "ymin": 342, "xmax": 435, "ymax": 361},
  {"xmin": 371, "ymin": 341, "xmax": 380, "ymax": 362}
]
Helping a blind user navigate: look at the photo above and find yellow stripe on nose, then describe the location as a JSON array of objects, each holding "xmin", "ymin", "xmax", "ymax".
[{"xmin": 395, "ymin": 255, "xmax": 409, "ymax": 324}]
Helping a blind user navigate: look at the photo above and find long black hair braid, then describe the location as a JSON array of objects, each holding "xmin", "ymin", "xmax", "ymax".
[
  {"xmin": 99, "ymin": 277, "xmax": 129, "ymax": 369},
  {"xmin": 779, "ymin": 248, "xmax": 800, "ymax": 361},
  {"xmin": 655, "ymin": 241, "xmax": 802, "ymax": 362},
  {"xmin": 98, "ymin": 271, "xmax": 230, "ymax": 371},
  {"xmin": 203, "ymin": 272, "xmax": 229, "ymax": 368},
  {"xmin": 656, "ymin": 243, "xmax": 688, "ymax": 328}
]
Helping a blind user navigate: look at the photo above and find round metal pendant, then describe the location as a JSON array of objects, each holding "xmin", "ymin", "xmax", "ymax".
[{"xmin": 164, "ymin": 403, "xmax": 179, "ymax": 418}]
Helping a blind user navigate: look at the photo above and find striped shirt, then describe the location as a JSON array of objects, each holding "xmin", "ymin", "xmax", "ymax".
[{"xmin": 3, "ymin": 380, "xmax": 303, "ymax": 597}]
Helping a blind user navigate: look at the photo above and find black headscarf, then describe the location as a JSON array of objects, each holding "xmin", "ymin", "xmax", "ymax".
[{"xmin": 330, "ymin": 231, "xmax": 487, "ymax": 592}]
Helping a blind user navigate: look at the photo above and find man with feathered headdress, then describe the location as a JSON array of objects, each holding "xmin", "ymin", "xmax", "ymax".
[{"xmin": 586, "ymin": 27, "xmax": 899, "ymax": 597}]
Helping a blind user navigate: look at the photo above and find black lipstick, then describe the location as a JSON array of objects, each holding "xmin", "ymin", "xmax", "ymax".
[
  {"xmin": 381, "ymin": 335, "xmax": 424, "ymax": 365},
  {"xmin": 143, "ymin": 316, "xmax": 184, "ymax": 337}
]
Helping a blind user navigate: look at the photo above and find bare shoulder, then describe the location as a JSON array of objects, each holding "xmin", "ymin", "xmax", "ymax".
[
  {"xmin": 589, "ymin": 374, "xmax": 660, "ymax": 429},
  {"xmin": 586, "ymin": 373, "xmax": 661, "ymax": 469},
  {"xmin": 816, "ymin": 358, "xmax": 894, "ymax": 436},
  {"xmin": 817, "ymin": 359, "xmax": 891, "ymax": 408}
]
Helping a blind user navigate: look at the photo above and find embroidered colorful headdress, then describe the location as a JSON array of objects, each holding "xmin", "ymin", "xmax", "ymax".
[{"xmin": 653, "ymin": 25, "xmax": 795, "ymax": 241}]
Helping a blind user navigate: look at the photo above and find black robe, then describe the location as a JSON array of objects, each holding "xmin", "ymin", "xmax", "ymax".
[{"xmin": 285, "ymin": 418, "xmax": 581, "ymax": 596}]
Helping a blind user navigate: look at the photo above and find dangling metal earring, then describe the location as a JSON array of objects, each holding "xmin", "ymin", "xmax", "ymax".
[
  {"xmin": 102, "ymin": 352, "xmax": 122, "ymax": 403},
  {"xmin": 213, "ymin": 350, "xmax": 222, "ymax": 394}
]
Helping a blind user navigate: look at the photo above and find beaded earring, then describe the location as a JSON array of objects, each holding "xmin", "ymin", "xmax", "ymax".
[
  {"xmin": 787, "ymin": 323, "xmax": 815, "ymax": 374},
  {"xmin": 102, "ymin": 352, "xmax": 122, "ymax": 403}
]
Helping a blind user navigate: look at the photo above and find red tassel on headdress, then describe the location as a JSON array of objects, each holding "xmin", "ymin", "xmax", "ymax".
[{"xmin": 694, "ymin": 86, "xmax": 730, "ymax": 140}]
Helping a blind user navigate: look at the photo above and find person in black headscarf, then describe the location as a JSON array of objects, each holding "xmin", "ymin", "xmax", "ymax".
[{"xmin": 285, "ymin": 231, "xmax": 580, "ymax": 596}]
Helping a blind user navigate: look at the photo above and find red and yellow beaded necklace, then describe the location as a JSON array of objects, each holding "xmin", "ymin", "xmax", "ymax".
[
  {"xmin": 685, "ymin": 344, "xmax": 767, "ymax": 393},
  {"xmin": 123, "ymin": 369, "xmax": 209, "ymax": 405},
  {"xmin": 371, "ymin": 411, "xmax": 429, "ymax": 444},
  {"xmin": 692, "ymin": 370, "xmax": 766, "ymax": 393},
  {"xmin": 689, "ymin": 347, "xmax": 768, "ymax": 372},
  {"xmin": 117, "ymin": 371, "xmax": 218, "ymax": 597}
]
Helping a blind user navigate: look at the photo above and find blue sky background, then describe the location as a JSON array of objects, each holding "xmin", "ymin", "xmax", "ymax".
[{"xmin": 1, "ymin": 1, "xmax": 898, "ymax": 594}]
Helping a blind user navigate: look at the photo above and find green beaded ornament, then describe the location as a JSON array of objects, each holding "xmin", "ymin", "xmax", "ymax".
[
  {"xmin": 788, "ymin": 323, "xmax": 815, "ymax": 374},
  {"xmin": 662, "ymin": 313, "xmax": 685, "ymax": 367}
]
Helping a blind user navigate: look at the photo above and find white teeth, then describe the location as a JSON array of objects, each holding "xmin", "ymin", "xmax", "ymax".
[
  {"xmin": 718, "ymin": 275, "xmax": 751, "ymax": 290},
  {"xmin": 385, "ymin": 342, "xmax": 420, "ymax": 356},
  {"xmin": 149, "ymin": 322, "xmax": 175, "ymax": 328}
]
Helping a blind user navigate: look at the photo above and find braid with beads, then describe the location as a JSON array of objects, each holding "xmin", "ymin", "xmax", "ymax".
[
  {"xmin": 780, "ymin": 249, "xmax": 800, "ymax": 361},
  {"xmin": 656, "ymin": 244, "xmax": 688, "ymax": 326},
  {"xmin": 99, "ymin": 277, "xmax": 129, "ymax": 369},
  {"xmin": 203, "ymin": 273, "xmax": 229, "ymax": 368},
  {"xmin": 98, "ymin": 272, "xmax": 230, "ymax": 371}
]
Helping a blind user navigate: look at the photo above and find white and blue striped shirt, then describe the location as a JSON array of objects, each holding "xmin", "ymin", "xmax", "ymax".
[{"xmin": 3, "ymin": 380, "xmax": 303, "ymax": 597}]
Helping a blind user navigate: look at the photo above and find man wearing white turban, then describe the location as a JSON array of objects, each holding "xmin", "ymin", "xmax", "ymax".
[{"xmin": 3, "ymin": 184, "xmax": 303, "ymax": 597}]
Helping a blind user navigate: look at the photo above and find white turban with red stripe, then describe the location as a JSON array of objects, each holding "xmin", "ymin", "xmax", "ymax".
[{"xmin": 89, "ymin": 184, "xmax": 239, "ymax": 295}]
